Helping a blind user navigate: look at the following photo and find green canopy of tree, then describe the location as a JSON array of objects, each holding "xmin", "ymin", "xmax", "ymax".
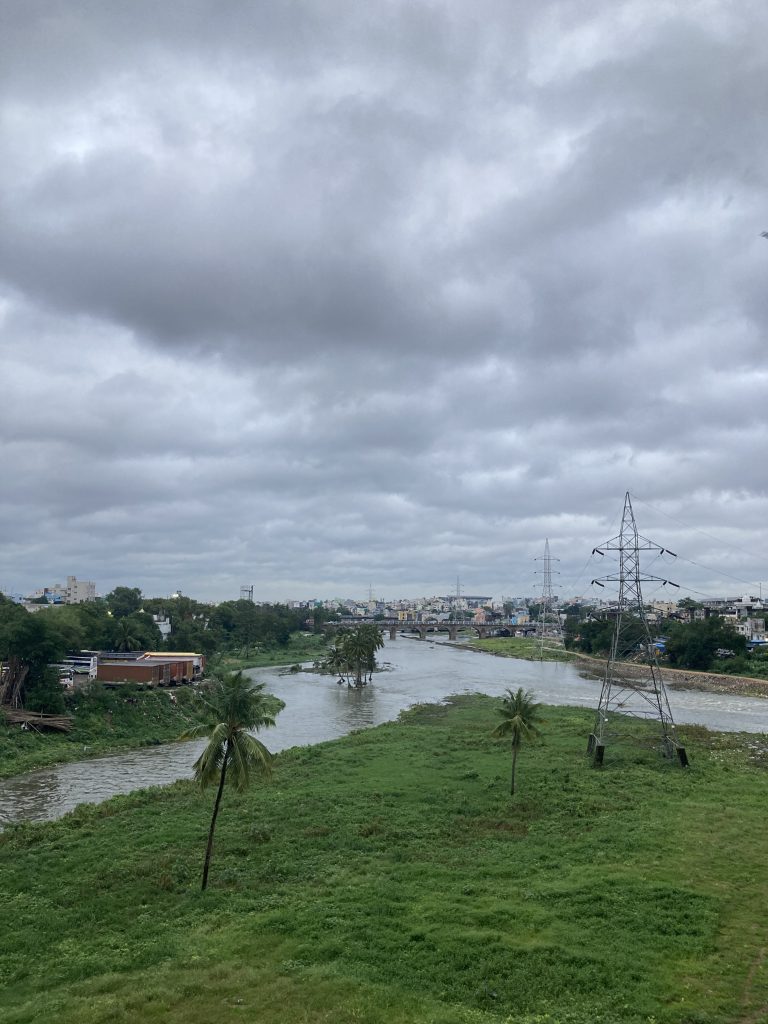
[
  {"xmin": 664, "ymin": 617, "xmax": 747, "ymax": 671},
  {"xmin": 105, "ymin": 587, "xmax": 143, "ymax": 619},
  {"xmin": 321, "ymin": 624, "xmax": 384, "ymax": 686},
  {"xmin": 0, "ymin": 601, "xmax": 68, "ymax": 711},
  {"xmin": 491, "ymin": 687, "xmax": 542, "ymax": 796},
  {"xmin": 182, "ymin": 671, "xmax": 277, "ymax": 890}
]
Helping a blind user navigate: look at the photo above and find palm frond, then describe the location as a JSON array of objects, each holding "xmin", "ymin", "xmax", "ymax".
[
  {"xmin": 491, "ymin": 687, "xmax": 543, "ymax": 745},
  {"xmin": 192, "ymin": 721, "xmax": 229, "ymax": 788},
  {"xmin": 229, "ymin": 731, "xmax": 273, "ymax": 792},
  {"xmin": 179, "ymin": 722, "xmax": 209, "ymax": 741}
]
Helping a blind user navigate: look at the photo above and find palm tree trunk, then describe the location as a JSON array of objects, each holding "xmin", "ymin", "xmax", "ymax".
[
  {"xmin": 201, "ymin": 739, "xmax": 229, "ymax": 890},
  {"xmin": 510, "ymin": 744, "xmax": 519, "ymax": 796}
]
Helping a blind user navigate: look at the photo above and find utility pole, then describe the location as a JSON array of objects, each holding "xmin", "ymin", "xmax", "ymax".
[
  {"xmin": 587, "ymin": 492, "xmax": 688, "ymax": 767},
  {"xmin": 534, "ymin": 539, "xmax": 560, "ymax": 658}
]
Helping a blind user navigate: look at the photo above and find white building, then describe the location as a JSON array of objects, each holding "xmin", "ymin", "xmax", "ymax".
[
  {"xmin": 64, "ymin": 576, "xmax": 96, "ymax": 603},
  {"xmin": 25, "ymin": 576, "xmax": 96, "ymax": 605},
  {"xmin": 735, "ymin": 617, "xmax": 766, "ymax": 642},
  {"xmin": 153, "ymin": 614, "xmax": 172, "ymax": 639}
]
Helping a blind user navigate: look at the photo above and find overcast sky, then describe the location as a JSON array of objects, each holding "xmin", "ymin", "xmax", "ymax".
[{"xmin": 2, "ymin": 1, "xmax": 767, "ymax": 604}]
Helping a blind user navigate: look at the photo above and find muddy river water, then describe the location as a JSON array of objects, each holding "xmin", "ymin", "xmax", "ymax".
[{"xmin": 2, "ymin": 637, "xmax": 768, "ymax": 826}]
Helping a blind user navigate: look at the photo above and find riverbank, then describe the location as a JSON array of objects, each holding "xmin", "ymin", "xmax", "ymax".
[
  {"xmin": 2, "ymin": 696, "xmax": 767, "ymax": 1023},
  {"xmin": 463, "ymin": 635, "xmax": 573, "ymax": 663},
  {"xmin": 0, "ymin": 686, "xmax": 214, "ymax": 780},
  {"xmin": 214, "ymin": 631, "xmax": 328, "ymax": 672},
  {"xmin": 0, "ymin": 645, "xmax": 309, "ymax": 780},
  {"xmin": 573, "ymin": 653, "xmax": 768, "ymax": 698}
]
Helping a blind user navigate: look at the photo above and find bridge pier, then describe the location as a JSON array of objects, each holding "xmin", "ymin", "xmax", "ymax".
[
  {"xmin": 389, "ymin": 625, "xmax": 397, "ymax": 640},
  {"xmin": 448, "ymin": 625, "xmax": 458, "ymax": 642}
]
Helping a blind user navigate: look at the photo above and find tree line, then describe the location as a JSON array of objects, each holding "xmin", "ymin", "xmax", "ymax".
[
  {"xmin": 564, "ymin": 608, "xmax": 752, "ymax": 673},
  {"xmin": 0, "ymin": 588, "xmax": 335, "ymax": 713}
]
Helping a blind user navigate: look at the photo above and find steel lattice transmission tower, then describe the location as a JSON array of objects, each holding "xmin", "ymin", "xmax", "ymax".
[
  {"xmin": 587, "ymin": 492, "xmax": 688, "ymax": 767},
  {"xmin": 535, "ymin": 539, "xmax": 561, "ymax": 657}
]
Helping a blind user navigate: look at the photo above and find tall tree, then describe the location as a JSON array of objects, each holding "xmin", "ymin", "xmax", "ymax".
[
  {"xmin": 105, "ymin": 587, "xmax": 143, "ymax": 619},
  {"xmin": 359, "ymin": 623, "xmax": 384, "ymax": 682},
  {"xmin": 182, "ymin": 672, "xmax": 277, "ymax": 890},
  {"xmin": 0, "ymin": 608, "xmax": 67, "ymax": 710},
  {"xmin": 491, "ymin": 687, "xmax": 542, "ymax": 796},
  {"xmin": 112, "ymin": 618, "xmax": 141, "ymax": 652},
  {"xmin": 335, "ymin": 624, "xmax": 384, "ymax": 686}
]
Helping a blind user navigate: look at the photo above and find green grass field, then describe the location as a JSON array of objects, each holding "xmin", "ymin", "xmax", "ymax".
[
  {"xmin": 469, "ymin": 636, "xmax": 574, "ymax": 663},
  {"xmin": 1, "ymin": 697, "xmax": 767, "ymax": 1023},
  {"xmin": 215, "ymin": 632, "xmax": 329, "ymax": 672}
]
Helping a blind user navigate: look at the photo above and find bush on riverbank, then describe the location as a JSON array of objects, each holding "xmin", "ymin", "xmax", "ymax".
[{"xmin": 2, "ymin": 697, "xmax": 767, "ymax": 1023}]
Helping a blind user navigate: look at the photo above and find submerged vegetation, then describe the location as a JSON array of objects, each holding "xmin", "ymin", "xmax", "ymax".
[{"xmin": 2, "ymin": 697, "xmax": 768, "ymax": 1023}]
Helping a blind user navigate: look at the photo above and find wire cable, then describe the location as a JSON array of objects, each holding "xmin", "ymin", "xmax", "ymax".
[{"xmin": 629, "ymin": 492, "xmax": 768, "ymax": 573}]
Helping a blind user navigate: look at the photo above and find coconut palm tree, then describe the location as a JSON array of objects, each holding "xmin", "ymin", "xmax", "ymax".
[
  {"xmin": 114, "ymin": 618, "xmax": 141, "ymax": 652},
  {"xmin": 341, "ymin": 628, "xmax": 369, "ymax": 687},
  {"xmin": 491, "ymin": 687, "xmax": 542, "ymax": 796},
  {"xmin": 325, "ymin": 642, "xmax": 351, "ymax": 684},
  {"xmin": 359, "ymin": 624, "xmax": 384, "ymax": 682},
  {"xmin": 183, "ymin": 671, "xmax": 277, "ymax": 890}
]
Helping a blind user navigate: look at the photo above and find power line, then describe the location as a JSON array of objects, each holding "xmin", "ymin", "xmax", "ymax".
[
  {"xmin": 629, "ymin": 492, "xmax": 768, "ymax": 572},
  {"xmin": 671, "ymin": 553, "xmax": 762, "ymax": 592}
]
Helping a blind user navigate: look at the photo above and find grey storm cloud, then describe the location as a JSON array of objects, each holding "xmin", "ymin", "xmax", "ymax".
[{"xmin": 1, "ymin": 0, "xmax": 768, "ymax": 602}]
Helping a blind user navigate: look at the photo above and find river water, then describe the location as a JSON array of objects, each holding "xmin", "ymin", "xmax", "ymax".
[{"xmin": 2, "ymin": 638, "xmax": 768, "ymax": 827}]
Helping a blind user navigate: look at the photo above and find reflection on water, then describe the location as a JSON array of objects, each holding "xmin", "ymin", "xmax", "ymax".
[{"xmin": 2, "ymin": 637, "xmax": 768, "ymax": 826}]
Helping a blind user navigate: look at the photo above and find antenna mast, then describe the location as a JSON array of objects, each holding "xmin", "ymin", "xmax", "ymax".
[{"xmin": 587, "ymin": 493, "xmax": 688, "ymax": 767}]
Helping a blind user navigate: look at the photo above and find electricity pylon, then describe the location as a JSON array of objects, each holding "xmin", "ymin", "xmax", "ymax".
[
  {"xmin": 535, "ymin": 539, "xmax": 561, "ymax": 658},
  {"xmin": 587, "ymin": 492, "xmax": 688, "ymax": 767}
]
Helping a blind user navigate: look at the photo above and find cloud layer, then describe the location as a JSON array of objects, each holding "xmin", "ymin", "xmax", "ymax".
[{"xmin": 2, "ymin": 1, "xmax": 768, "ymax": 601}]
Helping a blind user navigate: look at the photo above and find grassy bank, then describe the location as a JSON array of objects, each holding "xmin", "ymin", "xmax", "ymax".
[
  {"xmin": 0, "ymin": 632, "xmax": 325, "ymax": 780},
  {"xmin": 468, "ymin": 635, "xmax": 574, "ymax": 662},
  {"xmin": 0, "ymin": 686, "xmax": 214, "ymax": 780},
  {"xmin": 2, "ymin": 698, "xmax": 768, "ymax": 1023},
  {"xmin": 215, "ymin": 631, "xmax": 328, "ymax": 672},
  {"xmin": 573, "ymin": 652, "xmax": 768, "ymax": 698}
]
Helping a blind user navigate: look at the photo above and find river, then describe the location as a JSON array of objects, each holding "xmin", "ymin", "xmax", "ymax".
[{"xmin": 2, "ymin": 638, "xmax": 768, "ymax": 826}]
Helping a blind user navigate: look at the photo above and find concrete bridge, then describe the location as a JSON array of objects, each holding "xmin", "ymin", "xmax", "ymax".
[{"xmin": 325, "ymin": 617, "xmax": 534, "ymax": 642}]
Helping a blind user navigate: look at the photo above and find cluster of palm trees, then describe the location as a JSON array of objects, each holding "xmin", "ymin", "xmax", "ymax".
[{"xmin": 324, "ymin": 624, "xmax": 385, "ymax": 687}]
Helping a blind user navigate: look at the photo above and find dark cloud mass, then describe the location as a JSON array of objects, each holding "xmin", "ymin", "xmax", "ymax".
[{"xmin": 2, "ymin": 1, "xmax": 768, "ymax": 602}]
